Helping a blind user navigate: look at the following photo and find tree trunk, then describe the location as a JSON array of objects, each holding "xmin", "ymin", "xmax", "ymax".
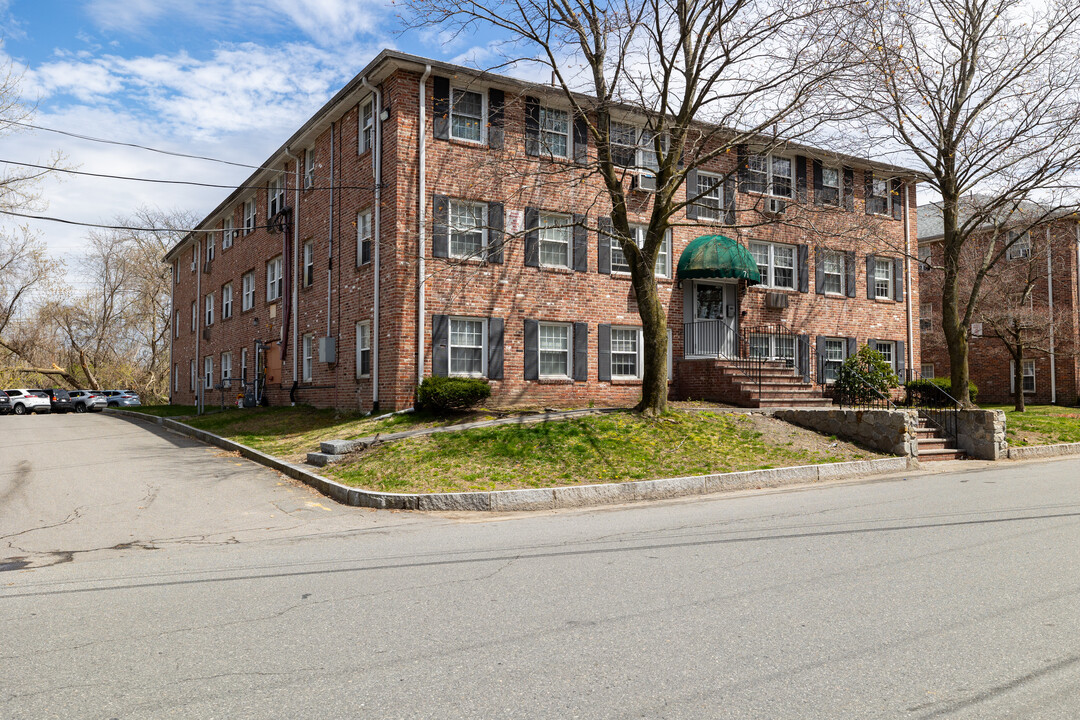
[
  {"xmin": 1014, "ymin": 348, "xmax": 1026, "ymax": 413},
  {"xmin": 940, "ymin": 204, "xmax": 974, "ymax": 407},
  {"xmin": 632, "ymin": 272, "xmax": 668, "ymax": 416}
]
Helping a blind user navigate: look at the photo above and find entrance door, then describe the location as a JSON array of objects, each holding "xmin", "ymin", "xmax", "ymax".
[{"xmin": 691, "ymin": 281, "xmax": 737, "ymax": 357}]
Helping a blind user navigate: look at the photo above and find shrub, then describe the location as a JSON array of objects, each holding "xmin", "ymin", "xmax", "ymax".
[
  {"xmin": 415, "ymin": 376, "xmax": 491, "ymax": 413},
  {"xmin": 834, "ymin": 345, "xmax": 899, "ymax": 403},
  {"xmin": 903, "ymin": 377, "xmax": 978, "ymax": 405}
]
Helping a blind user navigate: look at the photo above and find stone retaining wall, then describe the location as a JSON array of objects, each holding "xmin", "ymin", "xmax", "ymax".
[
  {"xmin": 955, "ymin": 409, "xmax": 1008, "ymax": 460},
  {"xmin": 772, "ymin": 408, "xmax": 918, "ymax": 457}
]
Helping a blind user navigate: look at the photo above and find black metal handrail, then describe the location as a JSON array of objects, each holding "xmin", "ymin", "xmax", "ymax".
[
  {"xmin": 741, "ymin": 321, "xmax": 817, "ymax": 385},
  {"xmin": 682, "ymin": 319, "xmax": 765, "ymax": 396},
  {"xmin": 834, "ymin": 370, "xmax": 896, "ymax": 410},
  {"xmin": 901, "ymin": 373, "xmax": 961, "ymax": 448}
]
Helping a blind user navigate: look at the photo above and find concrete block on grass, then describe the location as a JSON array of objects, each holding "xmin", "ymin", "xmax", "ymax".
[{"xmin": 490, "ymin": 488, "xmax": 557, "ymax": 512}]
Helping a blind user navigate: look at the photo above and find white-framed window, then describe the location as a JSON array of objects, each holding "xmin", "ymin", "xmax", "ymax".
[
  {"xmin": 749, "ymin": 241, "xmax": 795, "ymax": 290},
  {"xmin": 450, "ymin": 86, "xmax": 484, "ymax": 143},
  {"xmin": 920, "ymin": 303, "xmax": 932, "ymax": 332},
  {"xmin": 746, "ymin": 153, "xmax": 793, "ymax": 198},
  {"xmin": 1007, "ymin": 231, "xmax": 1031, "ymax": 260},
  {"xmin": 205, "ymin": 233, "xmax": 215, "ymax": 263},
  {"xmin": 919, "ymin": 244, "xmax": 932, "ymax": 271},
  {"xmin": 174, "ymin": 261, "xmax": 179, "ymax": 284},
  {"xmin": 695, "ymin": 172, "xmax": 724, "ymax": 220},
  {"xmin": 872, "ymin": 340, "xmax": 896, "ymax": 371},
  {"xmin": 191, "ymin": 245, "xmax": 197, "ymax": 272},
  {"xmin": 222, "ymin": 218, "xmax": 235, "ymax": 249},
  {"xmin": 243, "ymin": 198, "xmax": 257, "ymax": 234},
  {"xmin": 302, "ymin": 334, "xmax": 313, "ymax": 382},
  {"xmin": 539, "ymin": 106, "xmax": 570, "ymax": 158},
  {"xmin": 820, "ymin": 166, "xmax": 841, "ymax": 206},
  {"xmin": 190, "ymin": 301, "xmax": 197, "ymax": 331},
  {"xmin": 357, "ymin": 210, "xmax": 372, "ymax": 265},
  {"xmin": 539, "ymin": 323, "xmax": 571, "ymax": 379},
  {"xmin": 749, "ymin": 333, "xmax": 795, "ymax": 365},
  {"xmin": 822, "ymin": 338, "xmax": 847, "ymax": 382},
  {"xmin": 204, "ymin": 292, "xmax": 214, "ymax": 326},
  {"xmin": 242, "ymin": 271, "xmax": 255, "ymax": 311},
  {"xmin": 449, "ymin": 317, "xmax": 485, "ymax": 377},
  {"xmin": 222, "ymin": 283, "xmax": 233, "ymax": 319},
  {"xmin": 610, "ymin": 327, "xmax": 642, "ymax": 379},
  {"xmin": 637, "ymin": 127, "xmax": 667, "ymax": 174},
  {"xmin": 304, "ymin": 148, "xmax": 315, "ymax": 189},
  {"xmin": 266, "ymin": 256, "xmax": 282, "ymax": 302},
  {"xmin": 920, "ymin": 363, "xmax": 934, "ymax": 378},
  {"xmin": 221, "ymin": 352, "xmax": 232, "ymax": 383},
  {"xmin": 360, "ymin": 97, "xmax": 374, "ymax": 154},
  {"xmin": 609, "ymin": 120, "xmax": 668, "ymax": 173},
  {"xmin": 823, "ymin": 250, "xmax": 846, "ymax": 295},
  {"xmin": 611, "ymin": 225, "xmax": 671, "ymax": 277},
  {"xmin": 204, "ymin": 356, "xmax": 213, "ymax": 390},
  {"xmin": 356, "ymin": 321, "xmax": 371, "ymax": 378},
  {"xmin": 449, "ymin": 200, "xmax": 486, "ymax": 259},
  {"xmin": 539, "ymin": 213, "xmax": 571, "ymax": 268},
  {"xmin": 174, "ymin": 310, "xmax": 180, "ymax": 338},
  {"xmin": 303, "ymin": 240, "xmax": 314, "ymax": 288},
  {"xmin": 173, "ymin": 364, "xmax": 178, "ymax": 393},
  {"xmin": 190, "ymin": 359, "xmax": 196, "ymax": 391},
  {"xmin": 1011, "ymin": 359, "xmax": 1036, "ymax": 394},
  {"xmin": 268, "ymin": 175, "xmax": 286, "ymax": 217},
  {"xmin": 241, "ymin": 347, "xmax": 248, "ymax": 382},
  {"xmin": 874, "ymin": 257, "xmax": 893, "ymax": 299},
  {"xmin": 868, "ymin": 176, "xmax": 892, "ymax": 215}
]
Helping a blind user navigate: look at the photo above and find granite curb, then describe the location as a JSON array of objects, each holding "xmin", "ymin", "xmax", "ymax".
[
  {"xmin": 107, "ymin": 408, "xmax": 916, "ymax": 512},
  {"xmin": 1007, "ymin": 441, "xmax": 1080, "ymax": 460}
]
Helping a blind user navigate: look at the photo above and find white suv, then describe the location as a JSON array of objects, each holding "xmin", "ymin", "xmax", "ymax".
[{"xmin": 4, "ymin": 389, "xmax": 52, "ymax": 415}]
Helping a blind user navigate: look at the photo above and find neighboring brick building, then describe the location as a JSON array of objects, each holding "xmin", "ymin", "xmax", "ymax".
[
  {"xmin": 917, "ymin": 205, "xmax": 1080, "ymax": 405},
  {"xmin": 165, "ymin": 49, "xmax": 921, "ymax": 412}
]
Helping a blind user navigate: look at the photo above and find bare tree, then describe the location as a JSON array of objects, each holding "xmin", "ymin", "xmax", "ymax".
[
  {"xmin": 841, "ymin": 0, "xmax": 1080, "ymax": 405},
  {"xmin": 404, "ymin": 0, "xmax": 860, "ymax": 414}
]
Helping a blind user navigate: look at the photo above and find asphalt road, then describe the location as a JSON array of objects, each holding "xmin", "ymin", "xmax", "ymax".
[{"xmin": 4, "ymin": 413, "xmax": 1080, "ymax": 718}]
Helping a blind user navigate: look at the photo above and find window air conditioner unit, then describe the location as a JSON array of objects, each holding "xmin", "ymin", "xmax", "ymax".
[
  {"xmin": 203, "ymin": 260, "xmax": 212, "ymax": 274},
  {"xmin": 765, "ymin": 197, "xmax": 786, "ymax": 215},
  {"xmin": 633, "ymin": 173, "xmax": 657, "ymax": 193},
  {"xmin": 766, "ymin": 291, "xmax": 789, "ymax": 309},
  {"xmin": 318, "ymin": 336, "xmax": 337, "ymax": 363},
  {"xmin": 202, "ymin": 327, "xmax": 211, "ymax": 341}
]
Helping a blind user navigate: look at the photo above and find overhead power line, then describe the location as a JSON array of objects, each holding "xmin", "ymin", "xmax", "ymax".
[{"xmin": 0, "ymin": 209, "xmax": 275, "ymax": 235}]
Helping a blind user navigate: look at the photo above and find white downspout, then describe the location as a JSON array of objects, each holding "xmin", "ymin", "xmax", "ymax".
[
  {"xmin": 169, "ymin": 260, "xmax": 175, "ymax": 404},
  {"xmin": 903, "ymin": 182, "xmax": 914, "ymax": 378},
  {"xmin": 418, "ymin": 64, "xmax": 432, "ymax": 385},
  {"xmin": 194, "ymin": 239, "xmax": 201, "ymax": 413},
  {"xmin": 1047, "ymin": 225, "xmax": 1056, "ymax": 404},
  {"xmin": 361, "ymin": 76, "xmax": 382, "ymax": 408},
  {"xmin": 328, "ymin": 123, "xmax": 335, "ymax": 339},
  {"xmin": 283, "ymin": 152, "xmax": 300, "ymax": 399}
]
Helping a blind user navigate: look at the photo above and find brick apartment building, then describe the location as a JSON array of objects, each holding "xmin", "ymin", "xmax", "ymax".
[
  {"xmin": 165, "ymin": 49, "xmax": 921, "ymax": 412},
  {"xmin": 918, "ymin": 205, "xmax": 1080, "ymax": 404}
]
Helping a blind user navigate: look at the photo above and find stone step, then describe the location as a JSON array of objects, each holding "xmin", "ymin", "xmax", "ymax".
[
  {"xmin": 918, "ymin": 448, "xmax": 966, "ymax": 461},
  {"xmin": 916, "ymin": 437, "xmax": 949, "ymax": 450}
]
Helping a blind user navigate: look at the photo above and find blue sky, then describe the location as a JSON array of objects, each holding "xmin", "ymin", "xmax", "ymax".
[{"xmin": 0, "ymin": 0, "xmax": 498, "ymax": 271}]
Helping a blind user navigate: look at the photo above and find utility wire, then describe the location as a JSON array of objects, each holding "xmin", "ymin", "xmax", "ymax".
[
  {"xmin": 0, "ymin": 158, "xmax": 376, "ymax": 192},
  {"xmin": 0, "ymin": 209, "xmax": 278, "ymax": 235}
]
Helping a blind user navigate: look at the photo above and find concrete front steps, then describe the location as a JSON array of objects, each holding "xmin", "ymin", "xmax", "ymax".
[
  {"xmin": 707, "ymin": 358, "xmax": 833, "ymax": 408},
  {"xmin": 915, "ymin": 418, "xmax": 965, "ymax": 461}
]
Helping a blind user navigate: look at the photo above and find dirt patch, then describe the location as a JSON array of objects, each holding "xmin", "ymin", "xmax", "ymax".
[{"xmin": 734, "ymin": 413, "xmax": 879, "ymax": 461}]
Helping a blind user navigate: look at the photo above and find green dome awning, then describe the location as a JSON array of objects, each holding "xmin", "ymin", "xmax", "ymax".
[{"xmin": 677, "ymin": 234, "xmax": 762, "ymax": 284}]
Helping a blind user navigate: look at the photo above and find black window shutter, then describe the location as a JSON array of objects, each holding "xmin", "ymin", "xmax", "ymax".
[
  {"xmin": 573, "ymin": 322, "xmax": 588, "ymax": 382},
  {"xmin": 362, "ymin": 239, "xmax": 372, "ymax": 265},
  {"xmin": 815, "ymin": 246, "xmax": 825, "ymax": 294},
  {"xmin": 896, "ymin": 340, "xmax": 906, "ymax": 378},
  {"xmin": 845, "ymin": 251, "xmax": 856, "ymax": 298},
  {"xmin": 573, "ymin": 213, "xmax": 588, "ymax": 272},
  {"xmin": 891, "ymin": 178, "xmax": 904, "ymax": 220},
  {"xmin": 868, "ymin": 338, "xmax": 878, "ymax": 352},
  {"xmin": 488, "ymin": 317, "xmax": 504, "ymax": 379},
  {"xmin": 893, "ymin": 257, "xmax": 904, "ymax": 301},
  {"xmin": 597, "ymin": 216, "xmax": 612, "ymax": 274},
  {"xmin": 866, "ymin": 254, "xmax": 876, "ymax": 300},
  {"xmin": 524, "ymin": 207, "xmax": 539, "ymax": 267},
  {"xmin": 865, "ymin": 171, "xmax": 874, "ymax": 215},
  {"xmin": 797, "ymin": 334, "xmax": 810, "ymax": 382},
  {"xmin": 487, "ymin": 202, "xmax": 504, "ymax": 264},
  {"xmin": 488, "ymin": 88, "xmax": 504, "ymax": 150},
  {"xmin": 432, "ymin": 76, "xmax": 450, "ymax": 141},
  {"xmin": 797, "ymin": 245, "xmax": 809, "ymax": 293},
  {"xmin": 736, "ymin": 144, "xmax": 749, "ymax": 190},
  {"xmin": 796, "ymin": 156, "xmax": 808, "ymax": 203},
  {"xmin": 598, "ymin": 324, "xmax": 611, "ymax": 381},
  {"xmin": 724, "ymin": 175, "xmax": 736, "ymax": 226},
  {"xmin": 686, "ymin": 167, "xmax": 699, "ymax": 220},
  {"xmin": 433, "ymin": 195, "xmax": 449, "ymax": 258},
  {"xmin": 573, "ymin": 113, "xmax": 588, "ymax": 164},
  {"xmin": 816, "ymin": 335, "xmax": 826, "ymax": 379},
  {"xmin": 523, "ymin": 319, "xmax": 539, "ymax": 380},
  {"xmin": 525, "ymin": 96, "xmax": 541, "ymax": 156},
  {"xmin": 843, "ymin": 166, "xmax": 855, "ymax": 211},
  {"xmin": 432, "ymin": 314, "xmax": 449, "ymax": 377},
  {"xmin": 846, "ymin": 336, "xmax": 858, "ymax": 359},
  {"xmin": 813, "ymin": 159, "xmax": 824, "ymax": 206}
]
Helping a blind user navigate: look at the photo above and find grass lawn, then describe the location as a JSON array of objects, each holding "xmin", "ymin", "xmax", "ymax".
[
  {"xmin": 322, "ymin": 410, "xmax": 884, "ymax": 494},
  {"xmin": 984, "ymin": 404, "xmax": 1080, "ymax": 446},
  {"xmin": 122, "ymin": 404, "xmax": 199, "ymax": 417}
]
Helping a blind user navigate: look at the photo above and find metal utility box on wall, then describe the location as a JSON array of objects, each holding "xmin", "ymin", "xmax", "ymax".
[{"xmin": 319, "ymin": 336, "xmax": 336, "ymax": 363}]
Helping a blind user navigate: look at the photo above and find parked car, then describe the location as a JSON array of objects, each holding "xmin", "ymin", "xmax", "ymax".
[
  {"xmin": 4, "ymin": 389, "xmax": 52, "ymax": 415},
  {"xmin": 67, "ymin": 390, "xmax": 107, "ymax": 413},
  {"xmin": 41, "ymin": 388, "xmax": 75, "ymax": 413},
  {"xmin": 0, "ymin": 392, "xmax": 10, "ymax": 415},
  {"xmin": 101, "ymin": 390, "xmax": 142, "ymax": 408}
]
